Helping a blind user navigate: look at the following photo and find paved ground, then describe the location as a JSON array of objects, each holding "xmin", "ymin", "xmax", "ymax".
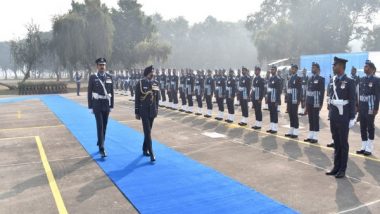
[{"xmin": 0, "ymin": 92, "xmax": 380, "ymax": 213}]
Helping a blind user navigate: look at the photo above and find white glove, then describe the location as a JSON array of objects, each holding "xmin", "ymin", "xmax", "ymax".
[
  {"xmin": 89, "ymin": 109, "xmax": 93, "ymax": 114},
  {"xmin": 349, "ymin": 119, "xmax": 355, "ymax": 129},
  {"xmin": 110, "ymin": 108, "xmax": 113, "ymax": 112}
]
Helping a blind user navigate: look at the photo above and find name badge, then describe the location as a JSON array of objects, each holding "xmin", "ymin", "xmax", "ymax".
[
  {"xmin": 106, "ymin": 80, "xmax": 112, "ymax": 83},
  {"xmin": 341, "ymin": 81, "xmax": 346, "ymax": 89},
  {"xmin": 369, "ymin": 82, "xmax": 373, "ymax": 88},
  {"xmin": 314, "ymin": 80, "xmax": 318, "ymax": 84}
]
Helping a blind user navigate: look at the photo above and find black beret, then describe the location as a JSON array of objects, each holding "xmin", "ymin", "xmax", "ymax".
[
  {"xmin": 333, "ymin": 57, "xmax": 348, "ymax": 65},
  {"xmin": 271, "ymin": 65, "xmax": 277, "ymax": 70},
  {"xmin": 143, "ymin": 65, "xmax": 154, "ymax": 76},
  {"xmin": 95, "ymin": 58, "xmax": 107, "ymax": 65},
  {"xmin": 242, "ymin": 66, "xmax": 249, "ymax": 72},
  {"xmin": 365, "ymin": 60, "xmax": 376, "ymax": 70},
  {"xmin": 255, "ymin": 66, "xmax": 261, "ymax": 71},
  {"xmin": 291, "ymin": 64, "xmax": 298, "ymax": 70}
]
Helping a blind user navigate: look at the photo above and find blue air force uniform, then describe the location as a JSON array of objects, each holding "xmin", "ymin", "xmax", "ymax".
[
  {"xmin": 225, "ymin": 72, "xmax": 237, "ymax": 123},
  {"xmin": 75, "ymin": 72, "xmax": 82, "ymax": 96},
  {"xmin": 251, "ymin": 72, "xmax": 265, "ymax": 129},
  {"xmin": 185, "ymin": 73, "xmax": 195, "ymax": 113},
  {"xmin": 285, "ymin": 69, "xmax": 302, "ymax": 137},
  {"xmin": 195, "ymin": 73, "xmax": 205, "ymax": 115},
  {"xmin": 266, "ymin": 74, "xmax": 282, "ymax": 133},
  {"xmin": 238, "ymin": 71, "xmax": 251, "ymax": 126},
  {"xmin": 215, "ymin": 74, "xmax": 226, "ymax": 120},
  {"xmin": 204, "ymin": 73, "xmax": 215, "ymax": 117},
  {"xmin": 158, "ymin": 72, "xmax": 167, "ymax": 105}
]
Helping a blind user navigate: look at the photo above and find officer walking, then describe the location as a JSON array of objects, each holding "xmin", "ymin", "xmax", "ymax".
[
  {"xmin": 285, "ymin": 64, "xmax": 302, "ymax": 138},
  {"xmin": 326, "ymin": 57, "xmax": 356, "ymax": 178},
  {"xmin": 195, "ymin": 70, "xmax": 205, "ymax": 116},
  {"xmin": 356, "ymin": 60, "xmax": 380, "ymax": 156},
  {"xmin": 87, "ymin": 58, "xmax": 114, "ymax": 158},
  {"xmin": 225, "ymin": 69, "xmax": 237, "ymax": 123},
  {"xmin": 304, "ymin": 62, "xmax": 325, "ymax": 144},
  {"xmin": 251, "ymin": 66, "xmax": 265, "ymax": 130},
  {"xmin": 204, "ymin": 70, "xmax": 215, "ymax": 118},
  {"xmin": 238, "ymin": 67, "xmax": 251, "ymax": 126},
  {"xmin": 266, "ymin": 65, "xmax": 282, "ymax": 134},
  {"xmin": 135, "ymin": 65, "xmax": 159, "ymax": 162},
  {"xmin": 74, "ymin": 71, "xmax": 82, "ymax": 96}
]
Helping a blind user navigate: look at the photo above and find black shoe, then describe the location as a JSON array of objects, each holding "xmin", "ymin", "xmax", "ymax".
[
  {"xmin": 327, "ymin": 143, "xmax": 335, "ymax": 148},
  {"xmin": 285, "ymin": 134, "xmax": 293, "ymax": 137},
  {"xmin": 100, "ymin": 150, "xmax": 107, "ymax": 158},
  {"xmin": 143, "ymin": 151, "xmax": 150, "ymax": 157},
  {"xmin": 290, "ymin": 135, "xmax": 298, "ymax": 139},
  {"xmin": 364, "ymin": 151, "xmax": 372, "ymax": 156},
  {"xmin": 266, "ymin": 129, "xmax": 272, "ymax": 133},
  {"xmin": 304, "ymin": 138, "xmax": 311, "ymax": 142},
  {"xmin": 204, "ymin": 115, "xmax": 211, "ymax": 118},
  {"xmin": 150, "ymin": 155, "xmax": 156, "ymax": 162},
  {"xmin": 335, "ymin": 171, "xmax": 346, "ymax": 178},
  {"xmin": 195, "ymin": 113, "xmax": 202, "ymax": 116},
  {"xmin": 215, "ymin": 117, "xmax": 223, "ymax": 121},
  {"xmin": 252, "ymin": 126, "xmax": 261, "ymax": 130},
  {"xmin": 179, "ymin": 109, "xmax": 185, "ymax": 112},
  {"xmin": 326, "ymin": 169, "xmax": 338, "ymax": 176},
  {"xmin": 238, "ymin": 122, "xmax": 247, "ymax": 126},
  {"xmin": 185, "ymin": 111, "xmax": 192, "ymax": 114},
  {"xmin": 309, "ymin": 139, "xmax": 318, "ymax": 144},
  {"xmin": 271, "ymin": 131, "xmax": 277, "ymax": 134},
  {"xmin": 356, "ymin": 150, "xmax": 365, "ymax": 154}
]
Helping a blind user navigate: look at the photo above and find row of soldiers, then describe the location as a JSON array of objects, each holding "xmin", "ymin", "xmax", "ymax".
[{"xmin": 112, "ymin": 61, "xmax": 379, "ymax": 158}]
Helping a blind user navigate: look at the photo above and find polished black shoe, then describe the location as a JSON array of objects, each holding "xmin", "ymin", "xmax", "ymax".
[
  {"xmin": 363, "ymin": 151, "xmax": 372, "ymax": 156},
  {"xmin": 204, "ymin": 115, "xmax": 211, "ymax": 118},
  {"xmin": 290, "ymin": 135, "xmax": 298, "ymax": 139},
  {"xmin": 150, "ymin": 155, "xmax": 156, "ymax": 162},
  {"xmin": 100, "ymin": 150, "xmax": 107, "ymax": 158},
  {"xmin": 143, "ymin": 151, "xmax": 150, "ymax": 157},
  {"xmin": 309, "ymin": 139, "xmax": 318, "ymax": 144},
  {"xmin": 238, "ymin": 122, "xmax": 247, "ymax": 126},
  {"xmin": 266, "ymin": 129, "xmax": 272, "ymax": 133},
  {"xmin": 252, "ymin": 126, "xmax": 261, "ymax": 130},
  {"xmin": 185, "ymin": 111, "xmax": 192, "ymax": 114},
  {"xmin": 271, "ymin": 130, "xmax": 278, "ymax": 134},
  {"xmin": 327, "ymin": 143, "xmax": 335, "ymax": 148},
  {"xmin": 195, "ymin": 113, "xmax": 202, "ymax": 116},
  {"xmin": 325, "ymin": 170, "xmax": 338, "ymax": 176},
  {"xmin": 304, "ymin": 138, "xmax": 311, "ymax": 142},
  {"xmin": 215, "ymin": 117, "xmax": 223, "ymax": 121},
  {"xmin": 179, "ymin": 109, "xmax": 185, "ymax": 112},
  {"xmin": 356, "ymin": 150, "xmax": 365, "ymax": 154},
  {"xmin": 285, "ymin": 134, "xmax": 293, "ymax": 137},
  {"xmin": 335, "ymin": 171, "xmax": 346, "ymax": 178}
]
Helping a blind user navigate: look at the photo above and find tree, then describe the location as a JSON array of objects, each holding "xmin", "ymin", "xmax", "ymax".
[
  {"xmin": 10, "ymin": 22, "xmax": 45, "ymax": 83},
  {"xmin": 363, "ymin": 25, "xmax": 380, "ymax": 51},
  {"xmin": 0, "ymin": 42, "xmax": 11, "ymax": 80},
  {"xmin": 246, "ymin": 0, "xmax": 380, "ymax": 63}
]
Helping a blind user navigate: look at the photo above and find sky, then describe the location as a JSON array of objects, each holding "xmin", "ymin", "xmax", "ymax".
[{"xmin": 0, "ymin": 0, "xmax": 263, "ymax": 42}]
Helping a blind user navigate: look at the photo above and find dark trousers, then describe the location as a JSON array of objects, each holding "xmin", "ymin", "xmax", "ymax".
[
  {"xmin": 287, "ymin": 103, "xmax": 299, "ymax": 128},
  {"xmin": 307, "ymin": 104, "xmax": 320, "ymax": 131},
  {"xmin": 180, "ymin": 91, "xmax": 187, "ymax": 105},
  {"xmin": 76, "ymin": 83, "xmax": 81, "ymax": 95},
  {"xmin": 330, "ymin": 119, "xmax": 349, "ymax": 173},
  {"xmin": 253, "ymin": 100, "xmax": 262, "ymax": 121},
  {"xmin": 129, "ymin": 86, "xmax": 134, "ymax": 97},
  {"xmin": 171, "ymin": 90, "xmax": 178, "ymax": 104},
  {"xmin": 160, "ymin": 90, "xmax": 166, "ymax": 102},
  {"xmin": 94, "ymin": 111, "xmax": 109, "ymax": 150},
  {"xmin": 196, "ymin": 95, "xmax": 203, "ymax": 108},
  {"xmin": 217, "ymin": 97, "xmax": 224, "ymax": 112},
  {"xmin": 360, "ymin": 109, "xmax": 375, "ymax": 141},
  {"xmin": 226, "ymin": 98, "xmax": 234, "ymax": 114},
  {"xmin": 187, "ymin": 94, "xmax": 193, "ymax": 107},
  {"xmin": 142, "ymin": 117, "xmax": 154, "ymax": 156},
  {"xmin": 240, "ymin": 99, "xmax": 249, "ymax": 117},
  {"xmin": 268, "ymin": 102, "xmax": 278, "ymax": 123},
  {"xmin": 167, "ymin": 90, "xmax": 173, "ymax": 102},
  {"xmin": 205, "ymin": 95, "xmax": 213, "ymax": 110}
]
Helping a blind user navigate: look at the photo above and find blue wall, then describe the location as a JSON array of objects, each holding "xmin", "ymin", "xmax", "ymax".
[{"xmin": 300, "ymin": 52, "xmax": 369, "ymax": 86}]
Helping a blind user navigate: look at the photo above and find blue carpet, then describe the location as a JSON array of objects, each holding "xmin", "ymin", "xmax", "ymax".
[
  {"xmin": 0, "ymin": 95, "xmax": 42, "ymax": 104},
  {"xmin": 8, "ymin": 95, "xmax": 297, "ymax": 214}
]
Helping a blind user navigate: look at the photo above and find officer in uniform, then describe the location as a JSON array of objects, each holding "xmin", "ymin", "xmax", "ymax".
[
  {"xmin": 204, "ymin": 70, "xmax": 215, "ymax": 118},
  {"xmin": 251, "ymin": 66, "xmax": 265, "ymax": 130},
  {"xmin": 195, "ymin": 70, "xmax": 205, "ymax": 116},
  {"xmin": 135, "ymin": 65, "xmax": 159, "ymax": 162},
  {"xmin": 215, "ymin": 70, "xmax": 226, "ymax": 120},
  {"xmin": 356, "ymin": 60, "xmax": 380, "ymax": 156},
  {"xmin": 170, "ymin": 69, "xmax": 179, "ymax": 110},
  {"xmin": 179, "ymin": 69, "xmax": 187, "ymax": 112},
  {"xmin": 299, "ymin": 68, "xmax": 308, "ymax": 115},
  {"xmin": 158, "ymin": 68, "xmax": 167, "ymax": 107},
  {"xmin": 263, "ymin": 70, "xmax": 271, "ymax": 110},
  {"xmin": 326, "ymin": 57, "xmax": 356, "ymax": 178},
  {"xmin": 225, "ymin": 69, "xmax": 237, "ymax": 123},
  {"xmin": 266, "ymin": 65, "xmax": 282, "ymax": 134},
  {"xmin": 235, "ymin": 69, "xmax": 242, "ymax": 106},
  {"xmin": 74, "ymin": 71, "xmax": 82, "ymax": 96},
  {"xmin": 285, "ymin": 64, "xmax": 302, "ymax": 138},
  {"xmin": 185, "ymin": 69, "xmax": 195, "ymax": 113},
  {"xmin": 238, "ymin": 67, "xmax": 251, "ymax": 126},
  {"xmin": 87, "ymin": 58, "xmax": 114, "ymax": 158},
  {"xmin": 351, "ymin": 66, "xmax": 360, "ymax": 122},
  {"xmin": 304, "ymin": 62, "xmax": 325, "ymax": 144}
]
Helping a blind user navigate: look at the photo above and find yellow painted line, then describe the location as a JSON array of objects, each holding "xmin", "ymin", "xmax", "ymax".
[
  {"xmin": 35, "ymin": 136, "xmax": 68, "ymax": 214},
  {"xmin": 17, "ymin": 111, "xmax": 21, "ymax": 119},
  {"xmin": 0, "ymin": 125, "xmax": 64, "ymax": 132},
  {"xmin": 161, "ymin": 107, "xmax": 380, "ymax": 163}
]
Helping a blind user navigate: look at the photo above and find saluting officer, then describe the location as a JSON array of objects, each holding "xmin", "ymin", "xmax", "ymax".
[
  {"xmin": 215, "ymin": 70, "xmax": 226, "ymax": 120},
  {"xmin": 87, "ymin": 58, "xmax": 114, "ymax": 158},
  {"xmin": 304, "ymin": 62, "xmax": 325, "ymax": 144},
  {"xmin": 238, "ymin": 67, "xmax": 251, "ymax": 126},
  {"xmin": 185, "ymin": 69, "xmax": 195, "ymax": 113},
  {"xmin": 251, "ymin": 66, "xmax": 265, "ymax": 130},
  {"xmin": 266, "ymin": 65, "xmax": 282, "ymax": 134},
  {"xmin": 356, "ymin": 60, "xmax": 380, "ymax": 156},
  {"xmin": 326, "ymin": 57, "xmax": 356, "ymax": 179},
  {"xmin": 135, "ymin": 66, "xmax": 160, "ymax": 162},
  {"xmin": 195, "ymin": 70, "xmax": 205, "ymax": 116},
  {"xmin": 285, "ymin": 64, "xmax": 302, "ymax": 138},
  {"xmin": 299, "ymin": 68, "xmax": 308, "ymax": 115},
  {"xmin": 204, "ymin": 70, "xmax": 215, "ymax": 118},
  {"xmin": 225, "ymin": 69, "xmax": 237, "ymax": 123}
]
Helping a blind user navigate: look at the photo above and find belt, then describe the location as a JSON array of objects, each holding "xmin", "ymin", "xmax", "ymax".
[
  {"xmin": 92, "ymin": 92, "xmax": 111, "ymax": 100},
  {"xmin": 306, "ymin": 91, "xmax": 317, "ymax": 96},
  {"xmin": 359, "ymin": 95, "xmax": 369, "ymax": 102},
  {"xmin": 267, "ymin": 88, "xmax": 273, "ymax": 92}
]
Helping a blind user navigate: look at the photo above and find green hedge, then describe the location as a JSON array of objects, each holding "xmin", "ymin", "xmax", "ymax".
[{"xmin": 18, "ymin": 82, "xmax": 68, "ymax": 95}]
